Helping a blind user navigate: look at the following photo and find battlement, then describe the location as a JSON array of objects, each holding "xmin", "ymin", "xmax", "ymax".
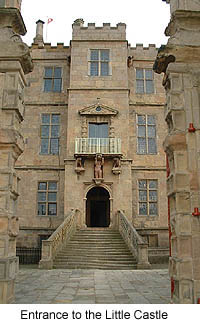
[
  {"xmin": 129, "ymin": 44, "xmax": 159, "ymax": 61},
  {"xmin": 72, "ymin": 20, "xmax": 126, "ymax": 41},
  {"xmin": 30, "ymin": 42, "xmax": 70, "ymax": 51}
]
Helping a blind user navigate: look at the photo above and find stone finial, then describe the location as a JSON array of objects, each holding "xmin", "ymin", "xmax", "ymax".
[
  {"xmin": 73, "ymin": 18, "xmax": 84, "ymax": 26},
  {"xmin": 33, "ymin": 19, "xmax": 45, "ymax": 46}
]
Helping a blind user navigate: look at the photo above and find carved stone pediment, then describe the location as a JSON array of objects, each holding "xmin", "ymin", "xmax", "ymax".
[{"xmin": 79, "ymin": 103, "xmax": 118, "ymax": 116}]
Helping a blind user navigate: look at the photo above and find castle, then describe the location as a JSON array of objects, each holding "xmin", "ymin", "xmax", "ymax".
[{"xmin": 0, "ymin": 0, "xmax": 200, "ymax": 304}]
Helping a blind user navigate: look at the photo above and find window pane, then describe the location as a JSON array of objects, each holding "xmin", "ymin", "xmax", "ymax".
[
  {"xmin": 50, "ymin": 138, "xmax": 59, "ymax": 154},
  {"xmin": 138, "ymin": 138, "xmax": 146, "ymax": 154},
  {"xmin": 54, "ymin": 67, "xmax": 62, "ymax": 78},
  {"xmin": 48, "ymin": 192, "xmax": 57, "ymax": 202},
  {"xmin": 149, "ymin": 180, "xmax": 157, "ymax": 189},
  {"xmin": 51, "ymin": 114, "xmax": 60, "ymax": 124},
  {"xmin": 38, "ymin": 203, "xmax": 46, "ymax": 216},
  {"xmin": 44, "ymin": 79, "xmax": 52, "ymax": 92},
  {"xmin": 89, "ymin": 123, "xmax": 97, "ymax": 138},
  {"xmin": 147, "ymin": 115, "xmax": 156, "ymax": 125},
  {"xmin": 38, "ymin": 182, "xmax": 47, "ymax": 190},
  {"xmin": 41, "ymin": 125, "xmax": 50, "ymax": 137},
  {"xmin": 136, "ymin": 80, "xmax": 144, "ymax": 93},
  {"xmin": 139, "ymin": 180, "xmax": 147, "ymax": 189},
  {"xmin": 45, "ymin": 67, "xmax": 53, "ymax": 78},
  {"xmin": 98, "ymin": 123, "xmax": 109, "ymax": 138},
  {"xmin": 53, "ymin": 78, "xmax": 62, "ymax": 92},
  {"xmin": 149, "ymin": 190, "xmax": 157, "ymax": 202},
  {"xmin": 139, "ymin": 203, "xmax": 147, "ymax": 215},
  {"xmin": 146, "ymin": 80, "xmax": 154, "ymax": 93},
  {"xmin": 48, "ymin": 182, "xmax": 57, "ymax": 190},
  {"xmin": 148, "ymin": 126, "xmax": 156, "ymax": 138},
  {"xmin": 42, "ymin": 114, "xmax": 50, "ymax": 124},
  {"xmin": 90, "ymin": 62, "xmax": 99, "ymax": 76},
  {"xmin": 139, "ymin": 190, "xmax": 147, "ymax": 202},
  {"xmin": 136, "ymin": 68, "xmax": 144, "ymax": 79},
  {"xmin": 101, "ymin": 62, "xmax": 109, "ymax": 76},
  {"xmin": 38, "ymin": 192, "xmax": 46, "ymax": 202},
  {"xmin": 138, "ymin": 125, "xmax": 146, "ymax": 137},
  {"xmin": 145, "ymin": 69, "xmax": 153, "ymax": 80},
  {"xmin": 40, "ymin": 138, "xmax": 49, "ymax": 154},
  {"xmin": 149, "ymin": 203, "xmax": 157, "ymax": 215},
  {"xmin": 48, "ymin": 203, "xmax": 57, "ymax": 215},
  {"xmin": 137, "ymin": 115, "xmax": 146, "ymax": 125},
  {"xmin": 148, "ymin": 138, "xmax": 157, "ymax": 154},
  {"xmin": 91, "ymin": 50, "xmax": 99, "ymax": 61},
  {"xmin": 51, "ymin": 125, "xmax": 59, "ymax": 138},
  {"xmin": 101, "ymin": 50, "xmax": 109, "ymax": 61}
]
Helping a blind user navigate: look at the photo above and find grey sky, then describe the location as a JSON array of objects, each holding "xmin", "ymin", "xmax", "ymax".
[{"xmin": 21, "ymin": 0, "xmax": 170, "ymax": 47}]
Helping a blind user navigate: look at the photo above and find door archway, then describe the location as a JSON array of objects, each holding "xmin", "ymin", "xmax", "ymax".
[{"xmin": 86, "ymin": 186, "xmax": 110, "ymax": 227}]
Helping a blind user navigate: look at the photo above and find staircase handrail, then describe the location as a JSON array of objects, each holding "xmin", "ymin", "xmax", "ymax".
[
  {"xmin": 39, "ymin": 209, "xmax": 80, "ymax": 269},
  {"xmin": 117, "ymin": 210, "xmax": 151, "ymax": 269}
]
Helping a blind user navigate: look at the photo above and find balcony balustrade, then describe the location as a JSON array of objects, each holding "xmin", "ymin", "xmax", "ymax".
[{"xmin": 75, "ymin": 138, "xmax": 121, "ymax": 155}]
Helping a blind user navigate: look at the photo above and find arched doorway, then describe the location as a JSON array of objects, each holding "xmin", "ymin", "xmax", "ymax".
[{"xmin": 86, "ymin": 187, "xmax": 110, "ymax": 227}]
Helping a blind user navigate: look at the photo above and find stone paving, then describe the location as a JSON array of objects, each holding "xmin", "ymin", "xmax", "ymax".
[{"xmin": 13, "ymin": 266, "xmax": 170, "ymax": 304}]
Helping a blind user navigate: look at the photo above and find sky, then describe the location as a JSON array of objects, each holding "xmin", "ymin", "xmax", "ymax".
[{"xmin": 21, "ymin": 0, "xmax": 171, "ymax": 47}]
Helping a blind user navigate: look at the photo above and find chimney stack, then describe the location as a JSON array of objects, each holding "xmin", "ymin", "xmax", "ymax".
[{"xmin": 33, "ymin": 19, "xmax": 45, "ymax": 46}]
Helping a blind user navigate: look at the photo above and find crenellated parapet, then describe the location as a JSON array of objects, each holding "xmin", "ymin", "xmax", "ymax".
[
  {"xmin": 129, "ymin": 44, "xmax": 158, "ymax": 61},
  {"xmin": 72, "ymin": 19, "xmax": 126, "ymax": 41}
]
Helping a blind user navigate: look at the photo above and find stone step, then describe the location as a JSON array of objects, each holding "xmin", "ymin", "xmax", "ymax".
[
  {"xmin": 53, "ymin": 262, "xmax": 136, "ymax": 270},
  {"xmin": 55, "ymin": 255, "xmax": 135, "ymax": 262},
  {"xmin": 56, "ymin": 251, "xmax": 133, "ymax": 257},
  {"xmin": 53, "ymin": 229, "xmax": 136, "ymax": 270}
]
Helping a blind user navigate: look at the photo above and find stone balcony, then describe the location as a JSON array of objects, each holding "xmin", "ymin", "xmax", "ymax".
[{"xmin": 75, "ymin": 138, "xmax": 122, "ymax": 157}]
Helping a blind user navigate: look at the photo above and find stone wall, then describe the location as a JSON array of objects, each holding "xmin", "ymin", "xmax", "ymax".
[{"xmin": 153, "ymin": 0, "xmax": 200, "ymax": 304}]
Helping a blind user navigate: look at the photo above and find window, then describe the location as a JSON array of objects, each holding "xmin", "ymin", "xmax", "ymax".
[
  {"xmin": 40, "ymin": 113, "xmax": 60, "ymax": 155},
  {"xmin": 137, "ymin": 115, "xmax": 157, "ymax": 154},
  {"xmin": 136, "ymin": 68, "xmax": 154, "ymax": 94},
  {"xmin": 89, "ymin": 50, "xmax": 110, "ymax": 76},
  {"xmin": 89, "ymin": 123, "xmax": 109, "ymax": 138},
  {"xmin": 138, "ymin": 180, "xmax": 158, "ymax": 216},
  {"xmin": 37, "ymin": 181, "xmax": 57, "ymax": 216},
  {"xmin": 44, "ymin": 67, "xmax": 62, "ymax": 92}
]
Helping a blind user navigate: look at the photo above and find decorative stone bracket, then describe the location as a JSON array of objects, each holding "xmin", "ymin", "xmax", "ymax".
[
  {"xmin": 75, "ymin": 157, "xmax": 85, "ymax": 174},
  {"xmin": 112, "ymin": 157, "xmax": 121, "ymax": 175}
]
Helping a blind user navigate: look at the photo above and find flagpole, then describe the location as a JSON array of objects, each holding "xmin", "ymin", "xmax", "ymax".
[
  {"xmin": 46, "ymin": 22, "xmax": 48, "ymax": 42},
  {"xmin": 46, "ymin": 18, "xmax": 53, "ymax": 42}
]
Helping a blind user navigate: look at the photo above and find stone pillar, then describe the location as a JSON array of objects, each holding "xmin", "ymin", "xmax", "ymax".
[
  {"xmin": 0, "ymin": 3, "xmax": 33, "ymax": 303},
  {"xmin": 153, "ymin": 0, "xmax": 200, "ymax": 304},
  {"xmin": 0, "ymin": 0, "xmax": 22, "ymax": 10}
]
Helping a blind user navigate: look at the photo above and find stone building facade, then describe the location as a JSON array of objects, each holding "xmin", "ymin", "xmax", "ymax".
[
  {"xmin": 154, "ymin": 0, "xmax": 200, "ymax": 304},
  {"xmin": 14, "ymin": 18, "xmax": 169, "ymax": 252},
  {"xmin": 0, "ymin": 0, "xmax": 172, "ymax": 304}
]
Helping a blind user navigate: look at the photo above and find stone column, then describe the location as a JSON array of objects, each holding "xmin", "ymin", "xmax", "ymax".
[
  {"xmin": 153, "ymin": 0, "xmax": 200, "ymax": 304},
  {"xmin": 0, "ymin": 2, "xmax": 33, "ymax": 303}
]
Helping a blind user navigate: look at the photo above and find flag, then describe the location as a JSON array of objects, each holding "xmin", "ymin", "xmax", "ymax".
[{"xmin": 47, "ymin": 18, "xmax": 53, "ymax": 24}]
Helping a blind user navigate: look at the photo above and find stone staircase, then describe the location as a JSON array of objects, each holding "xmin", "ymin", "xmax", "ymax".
[{"xmin": 53, "ymin": 229, "xmax": 137, "ymax": 270}]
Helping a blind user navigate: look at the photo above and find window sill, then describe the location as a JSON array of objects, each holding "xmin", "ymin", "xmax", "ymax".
[
  {"xmin": 39, "ymin": 153, "xmax": 59, "ymax": 156},
  {"xmin": 136, "ymin": 153, "xmax": 158, "ymax": 155},
  {"xmin": 37, "ymin": 215, "xmax": 57, "ymax": 217}
]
